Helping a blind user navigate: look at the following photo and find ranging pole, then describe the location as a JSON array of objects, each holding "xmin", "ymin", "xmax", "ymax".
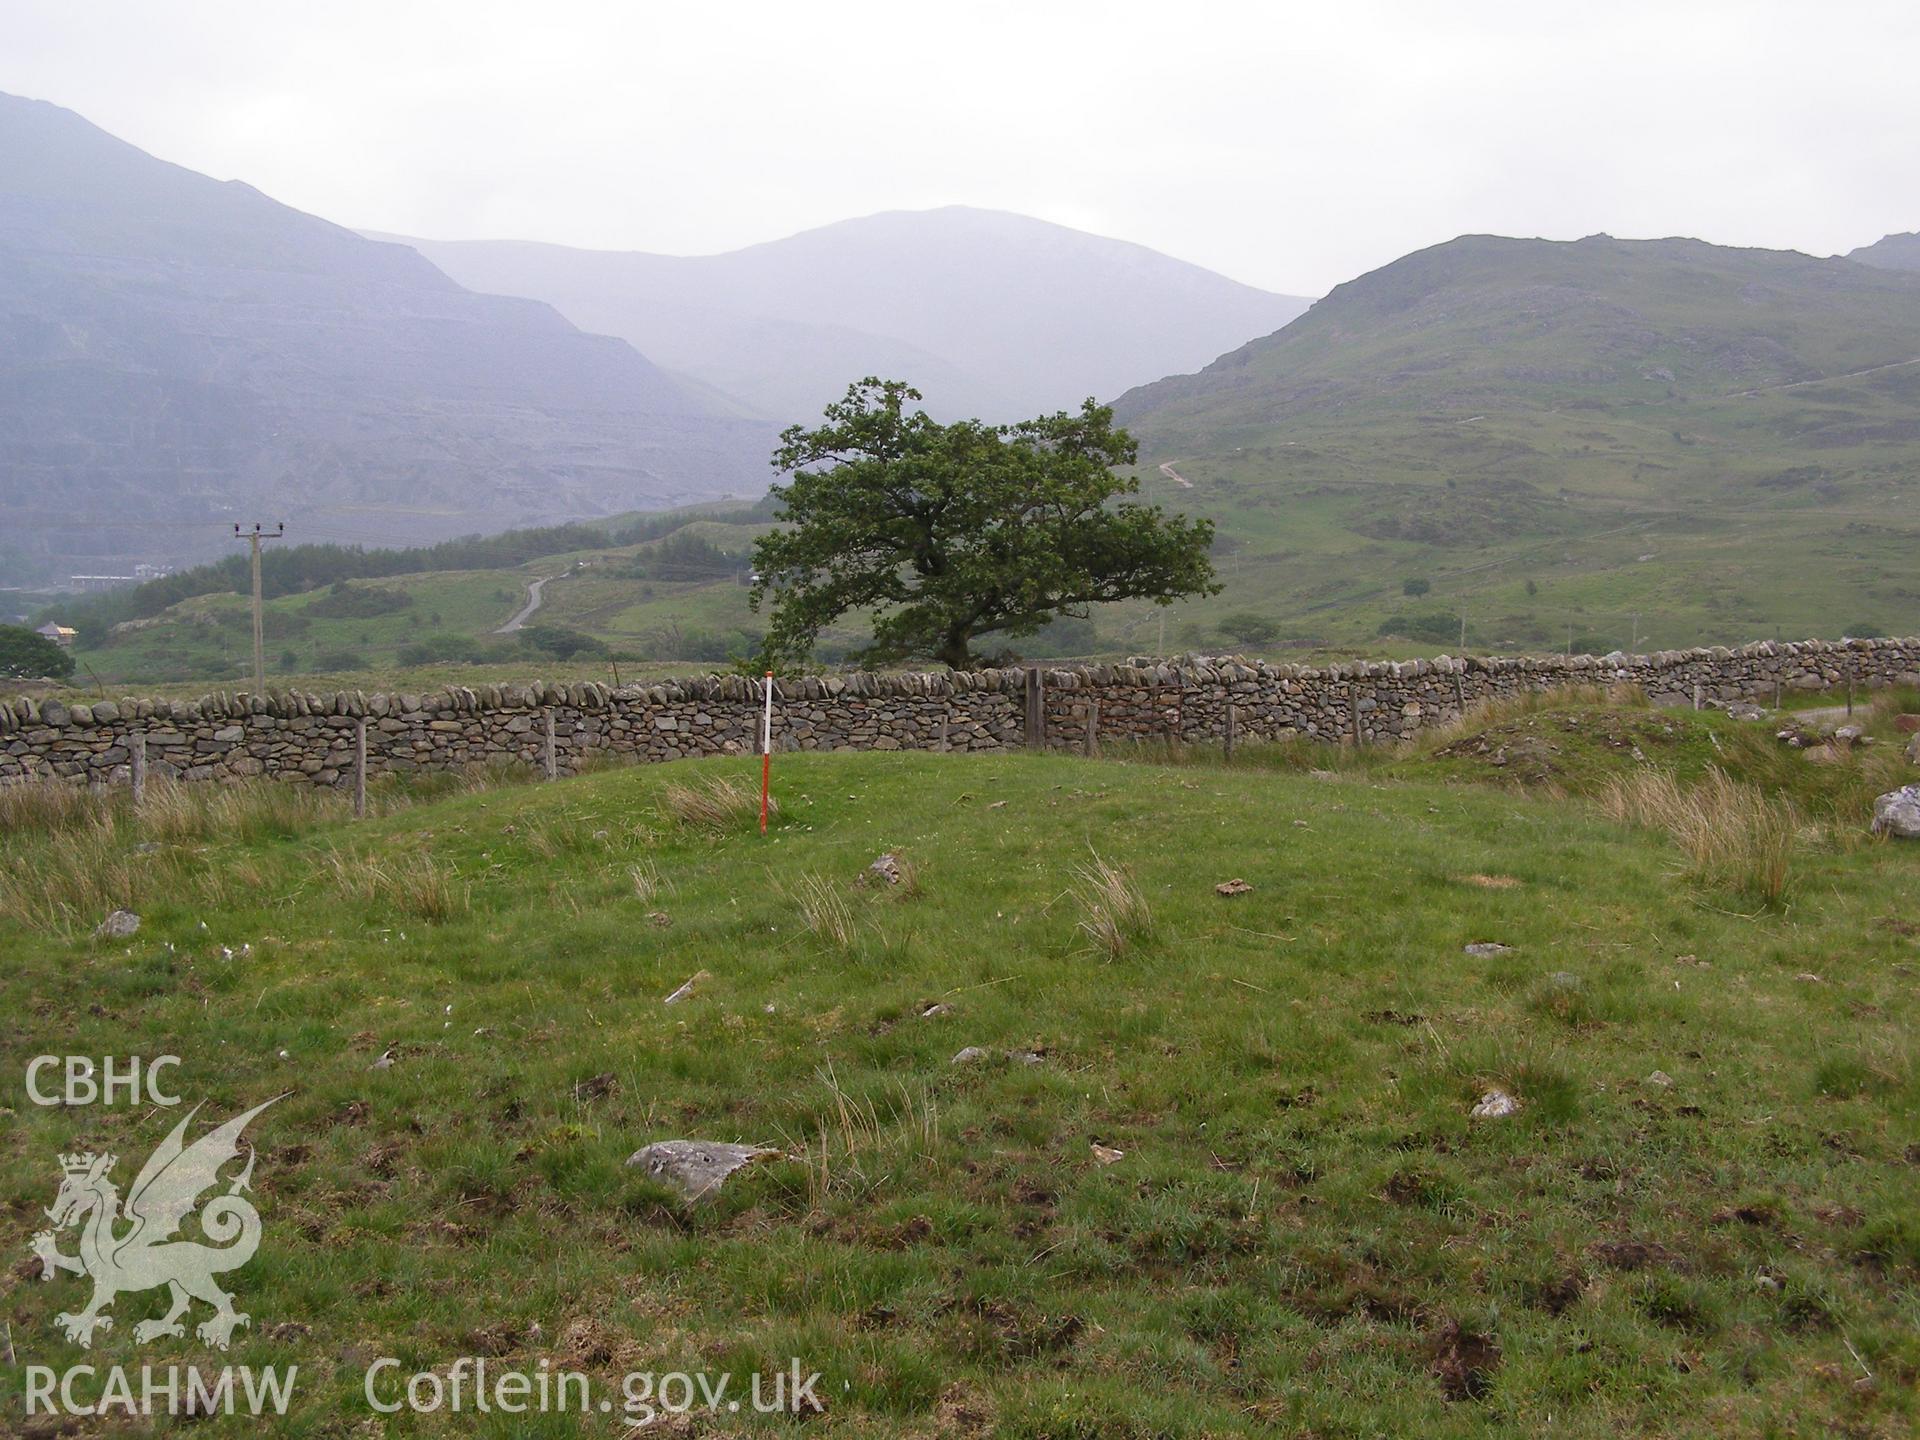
[
  {"xmin": 232, "ymin": 522, "xmax": 285, "ymax": 692},
  {"xmin": 760, "ymin": 671, "xmax": 774, "ymax": 835}
]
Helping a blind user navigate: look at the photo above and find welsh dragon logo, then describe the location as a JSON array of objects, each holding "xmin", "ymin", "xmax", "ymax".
[{"xmin": 30, "ymin": 1096, "xmax": 283, "ymax": 1350}]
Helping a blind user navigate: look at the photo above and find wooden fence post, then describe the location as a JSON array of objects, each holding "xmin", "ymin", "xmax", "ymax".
[
  {"xmin": 1224, "ymin": 702, "xmax": 1237, "ymax": 761},
  {"xmin": 131, "ymin": 733, "xmax": 146, "ymax": 807},
  {"xmin": 1846, "ymin": 657, "xmax": 1855, "ymax": 716},
  {"xmin": 1084, "ymin": 698, "xmax": 1099, "ymax": 758},
  {"xmin": 1349, "ymin": 687, "xmax": 1363, "ymax": 745},
  {"xmin": 1024, "ymin": 667, "xmax": 1045, "ymax": 749},
  {"xmin": 1692, "ymin": 682, "xmax": 1702, "ymax": 712},
  {"xmin": 544, "ymin": 708, "xmax": 557, "ymax": 780},
  {"xmin": 353, "ymin": 718, "xmax": 367, "ymax": 819}
]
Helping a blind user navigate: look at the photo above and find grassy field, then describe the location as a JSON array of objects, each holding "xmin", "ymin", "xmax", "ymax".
[{"xmin": 2, "ymin": 693, "xmax": 1916, "ymax": 1436}]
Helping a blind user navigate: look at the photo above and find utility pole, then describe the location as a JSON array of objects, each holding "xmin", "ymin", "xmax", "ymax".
[{"xmin": 233, "ymin": 522, "xmax": 284, "ymax": 692}]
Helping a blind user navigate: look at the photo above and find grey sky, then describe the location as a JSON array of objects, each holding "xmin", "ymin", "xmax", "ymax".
[{"xmin": 6, "ymin": 0, "xmax": 1916, "ymax": 296}]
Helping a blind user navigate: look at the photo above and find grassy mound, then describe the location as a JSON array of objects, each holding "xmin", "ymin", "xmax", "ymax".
[{"xmin": 2, "ymin": 744, "xmax": 1916, "ymax": 1436}]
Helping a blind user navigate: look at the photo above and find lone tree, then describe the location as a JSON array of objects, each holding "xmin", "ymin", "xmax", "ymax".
[
  {"xmin": 0, "ymin": 624, "xmax": 75, "ymax": 681},
  {"xmin": 749, "ymin": 380, "xmax": 1218, "ymax": 669}
]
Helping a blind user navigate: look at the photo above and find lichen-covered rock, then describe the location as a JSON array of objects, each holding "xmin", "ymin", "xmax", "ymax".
[
  {"xmin": 96, "ymin": 909, "xmax": 140, "ymax": 939},
  {"xmin": 1871, "ymin": 785, "xmax": 1920, "ymax": 839},
  {"xmin": 624, "ymin": 1140, "xmax": 781, "ymax": 1201}
]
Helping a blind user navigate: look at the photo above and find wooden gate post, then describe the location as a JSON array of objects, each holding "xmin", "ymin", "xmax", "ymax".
[
  {"xmin": 544, "ymin": 708, "xmax": 557, "ymax": 780},
  {"xmin": 353, "ymin": 718, "xmax": 368, "ymax": 819},
  {"xmin": 1024, "ymin": 667, "xmax": 1045, "ymax": 749},
  {"xmin": 131, "ymin": 732, "xmax": 147, "ymax": 807}
]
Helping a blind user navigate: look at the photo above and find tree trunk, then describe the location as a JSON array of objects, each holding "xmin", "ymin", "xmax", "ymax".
[{"xmin": 936, "ymin": 631, "xmax": 973, "ymax": 670}]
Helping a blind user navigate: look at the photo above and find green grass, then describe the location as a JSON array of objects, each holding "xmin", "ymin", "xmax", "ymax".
[{"xmin": 3, "ymin": 711, "xmax": 1916, "ymax": 1434}]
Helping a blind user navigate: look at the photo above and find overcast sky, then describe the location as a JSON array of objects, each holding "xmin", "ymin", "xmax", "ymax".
[{"xmin": 6, "ymin": 0, "xmax": 1916, "ymax": 296}]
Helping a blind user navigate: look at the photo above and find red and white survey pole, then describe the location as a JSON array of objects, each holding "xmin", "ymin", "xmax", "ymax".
[{"xmin": 759, "ymin": 670, "xmax": 774, "ymax": 835}]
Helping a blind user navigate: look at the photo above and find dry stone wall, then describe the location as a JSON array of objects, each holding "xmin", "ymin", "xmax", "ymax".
[{"xmin": 3, "ymin": 636, "xmax": 1916, "ymax": 790}]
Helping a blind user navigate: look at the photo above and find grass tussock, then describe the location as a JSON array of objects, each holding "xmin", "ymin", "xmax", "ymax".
[
  {"xmin": 0, "ymin": 780, "xmax": 110, "ymax": 836},
  {"xmin": 136, "ymin": 776, "xmax": 349, "ymax": 844},
  {"xmin": 1865, "ymin": 685, "xmax": 1920, "ymax": 725},
  {"xmin": 1598, "ymin": 766, "xmax": 1797, "ymax": 904},
  {"xmin": 660, "ymin": 774, "xmax": 771, "ymax": 831},
  {"xmin": 321, "ymin": 846, "xmax": 470, "ymax": 921},
  {"xmin": 1070, "ymin": 852, "xmax": 1151, "ymax": 959},
  {"xmin": 628, "ymin": 858, "xmax": 673, "ymax": 905},
  {"xmin": 787, "ymin": 870, "xmax": 857, "ymax": 948},
  {"xmin": 0, "ymin": 819, "xmax": 163, "ymax": 933},
  {"xmin": 787, "ymin": 1069, "xmax": 939, "ymax": 1209}
]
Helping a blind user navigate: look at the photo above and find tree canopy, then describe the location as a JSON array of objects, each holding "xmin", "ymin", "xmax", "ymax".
[
  {"xmin": 0, "ymin": 624, "xmax": 76, "ymax": 680},
  {"xmin": 749, "ymin": 380, "xmax": 1218, "ymax": 669}
]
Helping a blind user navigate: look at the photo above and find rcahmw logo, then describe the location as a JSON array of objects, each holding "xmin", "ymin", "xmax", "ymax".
[{"xmin": 30, "ymin": 1089, "xmax": 284, "ymax": 1350}]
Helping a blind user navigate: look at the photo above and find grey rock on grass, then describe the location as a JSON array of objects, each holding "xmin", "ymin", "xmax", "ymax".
[
  {"xmin": 625, "ymin": 1140, "xmax": 781, "ymax": 1202},
  {"xmin": 1471, "ymin": 1088, "xmax": 1519, "ymax": 1118},
  {"xmin": 96, "ymin": 909, "xmax": 140, "ymax": 939},
  {"xmin": 1871, "ymin": 784, "xmax": 1920, "ymax": 839}
]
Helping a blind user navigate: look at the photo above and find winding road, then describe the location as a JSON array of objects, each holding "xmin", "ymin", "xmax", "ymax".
[{"xmin": 495, "ymin": 575, "xmax": 558, "ymax": 634}]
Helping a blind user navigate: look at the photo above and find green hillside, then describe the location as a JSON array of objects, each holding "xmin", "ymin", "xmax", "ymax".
[{"xmin": 1109, "ymin": 235, "xmax": 1920, "ymax": 654}]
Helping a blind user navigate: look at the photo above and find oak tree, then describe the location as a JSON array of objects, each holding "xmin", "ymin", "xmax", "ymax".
[{"xmin": 750, "ymin": 380, "xmax": 1218, "ymax": 669}]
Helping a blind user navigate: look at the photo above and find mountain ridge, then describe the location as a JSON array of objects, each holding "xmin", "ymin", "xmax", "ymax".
[
  {"xmin": 0, "ymin": 91, "xmax": 773, "ymax": 584},
  {"xmin": 384, "ymin": 207, "xmax": 1312, "ymax": 423},
  {"xmin": 1847, "ymin": 230, "xmax": 1920, "ymax": 272}
]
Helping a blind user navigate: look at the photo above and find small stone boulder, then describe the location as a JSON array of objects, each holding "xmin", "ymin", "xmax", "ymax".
[
  {"xmin": 1870, "ymin": 785, "xmax": 1920, "ymax": 840},
  {"xmin": 96, "ymin": 909, "xmax": 140, "ymax": 940},
  {"xmin": 1470, "ymin": 1088, "xmax": 1519, "ymax": 1118},
  {"xmin": 624, "ymin": 1140, "xmax": 781, "ymax": 1202}
]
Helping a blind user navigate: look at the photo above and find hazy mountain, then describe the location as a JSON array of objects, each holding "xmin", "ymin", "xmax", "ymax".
[
  {"xmin": 1847, "ymin": 231, "xmax": 1920, "ymax": 272},
  {"xmin": 386, "ymin": 209, "xmax": 1312, "ymax": 424},
  {"xmin": 0, "ymin": 92, "xmax": 772, "ymax": 583}
]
